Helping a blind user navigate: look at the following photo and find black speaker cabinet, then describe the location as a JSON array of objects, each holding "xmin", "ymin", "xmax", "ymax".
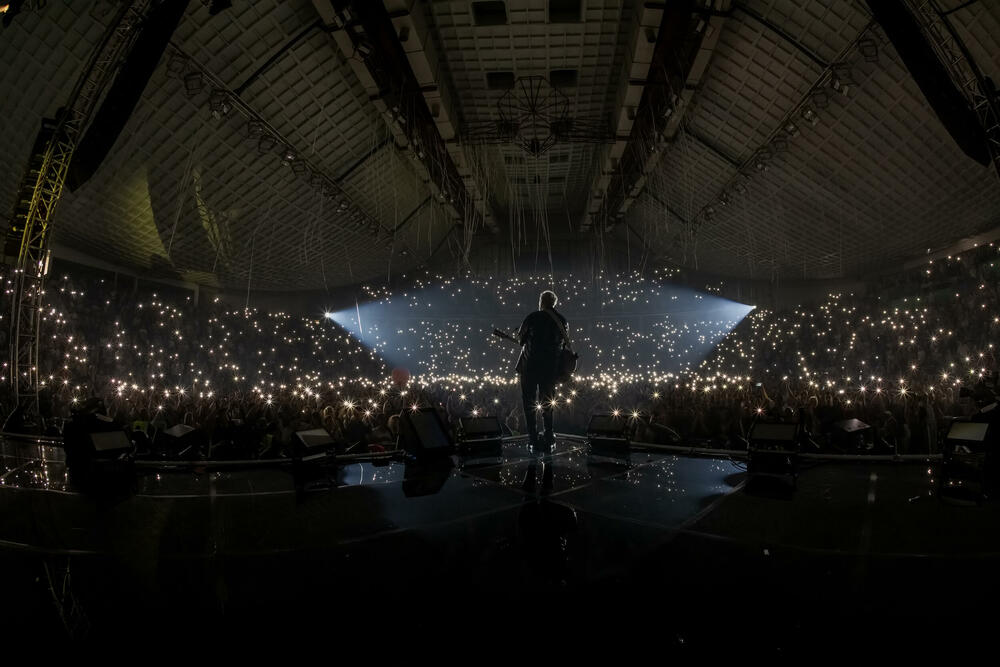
[
  {"xmin": 458, "ymin": 416, "xmax": 503, "ymax": 458},
  {"xmin": 940, "ymin": 420, "xmax": 995, "ymax": 500},
  {"xmin": 294, "ymin": 428, "xmax": 336, "ymax": 462},
  {"xmin": 158, "ymin": 423, "xmax": 205, "ymax": 458},
  {"xmin": 747, "ymin": 421, "xmax": 800, "ymax": 484},
  {"xmin": 63, "ymin": 412, "xmax": 135, "ymax": 494},
  {"xmin": 587, "ymin": 413, "xmax": 629, "ymax": 457},
  {"xmin": 399, "ymin": 407, "xmax": 453, "ymax": 460}
]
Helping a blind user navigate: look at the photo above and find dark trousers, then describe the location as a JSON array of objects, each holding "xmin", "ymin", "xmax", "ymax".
[{"xmin": 521, "ymin": 371, "xmax": 555, "ymax": 449}]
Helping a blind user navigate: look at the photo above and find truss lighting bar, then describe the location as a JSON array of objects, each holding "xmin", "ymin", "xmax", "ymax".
[{"xmin": 166, "ymin": 43, "xmax": 392, "ymax": 243}]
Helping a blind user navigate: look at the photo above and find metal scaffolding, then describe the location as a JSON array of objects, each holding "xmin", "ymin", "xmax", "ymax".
[
  {"xmin": 911, "ymin": 0, "xmax": 1000, "ymax": 179},
  {"xmin": 6, "ymin": 1, "xmax": 151, "ymax": 423}
]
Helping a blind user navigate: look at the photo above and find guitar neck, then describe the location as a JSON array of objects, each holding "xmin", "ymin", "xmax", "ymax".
[{"xmin": 492, "ymin": 328, "xmax": 517, "ymax": 343}]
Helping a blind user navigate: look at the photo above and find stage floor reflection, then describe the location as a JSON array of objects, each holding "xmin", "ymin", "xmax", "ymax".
[{"xmin": 2, "ymin": 437, "xmax": 999, "ymax": 650}]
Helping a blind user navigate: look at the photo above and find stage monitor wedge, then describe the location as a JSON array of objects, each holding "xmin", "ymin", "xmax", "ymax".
[
  {"xmin": 294, "ymin": 428, "xmax": 336, "ymax": 462},
  {"xmin": 458, "ymin": 416, "xmax": 503, "ymax": 459},
  {"xmin": 587, "ymin": 413, "xmax": 630, "ymax": 458},
  {"xmin": 399, "ymin": 407, "xmax": 454, "ymax": 461}
]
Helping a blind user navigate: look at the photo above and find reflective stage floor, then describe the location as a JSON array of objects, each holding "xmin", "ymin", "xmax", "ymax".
[{"xmin": 2, "ymin": 437, "xmax": 999, "ymax": 651}]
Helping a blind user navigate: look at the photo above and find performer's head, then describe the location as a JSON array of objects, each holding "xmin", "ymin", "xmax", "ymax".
[{"xmin": 539, "ymin": 290, "xmax": 558, "ymax": 310}]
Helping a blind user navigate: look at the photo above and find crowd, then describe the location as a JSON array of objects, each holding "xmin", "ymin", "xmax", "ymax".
[{"xmin": 1, "ymin": 241, "xmax": 998, "ymax": 458}]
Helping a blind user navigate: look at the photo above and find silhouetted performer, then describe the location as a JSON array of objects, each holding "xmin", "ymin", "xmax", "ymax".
[{"xmin": 516, "ymin": 290, "xmax": 567, "ymax": 453}]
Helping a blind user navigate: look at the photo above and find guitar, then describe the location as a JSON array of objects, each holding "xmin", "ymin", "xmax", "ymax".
[
  {"xmin": 493, "ymin": 328, "xmax": 523, "ymax": 373},
  {"xmin": 492, "ymin": 328, "xmax": 519, "ymax": 345}
]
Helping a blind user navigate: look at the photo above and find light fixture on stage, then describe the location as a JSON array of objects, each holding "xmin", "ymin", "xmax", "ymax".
[
  {"xmin": 281, "ymin": 148, "xmax": 297, "ymax": 166},
  {"xmin": 800, "ymin": 107, "xmax": 818, "ymax": 126}
]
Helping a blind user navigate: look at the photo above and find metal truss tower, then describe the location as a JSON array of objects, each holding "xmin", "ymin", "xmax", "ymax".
[
  {"xmin": 6, "ymin": 1, "xmax": 152, "ymax": 423},
  {"xmin": 910, "ymin": 0, "xmax": 1000, "ymax": 179}
]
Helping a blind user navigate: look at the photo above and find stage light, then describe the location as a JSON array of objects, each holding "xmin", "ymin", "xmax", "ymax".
[
  {"xmin": 206, "ymin": 0, "xmax": 232, "ymax": 16},
  {"xmin": 258, "ymin": 135, "xmax": 276, "ymax": 154},
  {"xmin": 184, "ymin": 71, "xmax": 203, "ymax": 96},
  {"xmin": 281, "ymin": 148, "xmax": 297, "ymax": 166},
  {"xmin": 858, "ymin": 38, "xmax": 878, "ymax": 63},
  {"xmin": 1, "ymin": 1, "xmax": 23, "ymax": 29},
  {"xmin": 166, "ymin": 52, "xmax": 188, "ymax": 78},
  {"xmin": 210, "ymin": 90, "xmax": 232, "ymax": 119}
]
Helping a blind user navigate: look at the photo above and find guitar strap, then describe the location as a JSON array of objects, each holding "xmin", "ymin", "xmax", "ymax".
[{"xmin": 544, "ymin": 309, "xmax": 572, "ymax": 351}]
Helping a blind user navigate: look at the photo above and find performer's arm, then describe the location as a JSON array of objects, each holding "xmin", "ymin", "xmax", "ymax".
[{"xmin": 516, "ymin": 317, "xmax": 530, "ymax": 345}]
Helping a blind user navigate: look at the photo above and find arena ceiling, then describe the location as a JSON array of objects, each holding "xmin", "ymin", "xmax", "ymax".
[{"xmin": 0, "ymin": 0, "xmax": 998, "ymax": 289}]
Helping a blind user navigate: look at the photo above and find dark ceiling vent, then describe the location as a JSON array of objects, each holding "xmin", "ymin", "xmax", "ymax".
[
  {"xmin": 549, "ymin": 69, "xmax": 578, "ymax": 88},
  {"xmin": 486, "ymin": 71, "xmax": 515, "ymax": 90},
  {"xmin": 472, "ymin": 1, "xmax": 508, "ymax": 26},
  {"xmin": 549, "ymin": 0, "xmax": 581, "ymax": 22}
]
